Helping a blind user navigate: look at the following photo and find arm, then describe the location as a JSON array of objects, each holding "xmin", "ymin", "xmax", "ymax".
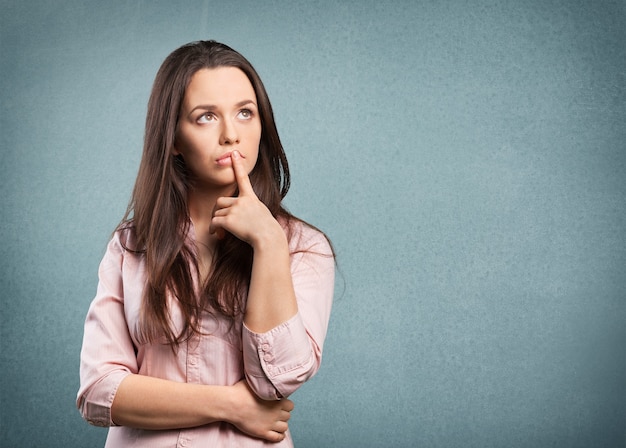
[
  {"xmin": 242, "ymin": 229, "xmax": 335, "ymax": 399},
  {"xmin": 111, "ymin": 375, "xmax": 226, "ymax": 428},
  {"xmin": 111, "ymin": 376, "xmax": 293, "ymax": 441},
  {"xmin": 210, "ymin": 150, "xmax": 298, "ymax": 333},
  {"xmin": 245, "ymin": 224, "xmax": 297, "ymax": 333},
  {"xmin": 77, "ymin": 232, "xmax": 292, "ymax": 442},
  {"xmin": 211, "ymin": 151, "xmax": 335, "ymax": 399}
]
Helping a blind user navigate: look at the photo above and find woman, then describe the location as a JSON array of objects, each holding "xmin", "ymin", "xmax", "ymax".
[{"xmin": 77, "ymin": 40, "xmax": 335, "ymax": 447}]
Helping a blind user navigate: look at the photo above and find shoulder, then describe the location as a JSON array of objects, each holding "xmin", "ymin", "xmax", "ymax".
[
  {"xmin": 99, "ymin": 224, "xmax": 145, "ymax": 279},
  {"xmin": 282, "ymin": 217, "xmax": 334, "ymax": 257},
  {"xmin": 108, "ymin": 222, "xmax": 141, "ymax": 255}
]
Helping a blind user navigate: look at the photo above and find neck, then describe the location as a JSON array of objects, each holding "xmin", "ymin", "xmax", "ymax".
[{"xmin": 187, "ymin": 184, "xmax": 235, "ymax": 248}]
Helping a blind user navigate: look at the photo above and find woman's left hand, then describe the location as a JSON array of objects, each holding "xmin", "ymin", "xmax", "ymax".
[{"xmin": 210, "ymin": 150, "xmax": 283, "ymax": 247}]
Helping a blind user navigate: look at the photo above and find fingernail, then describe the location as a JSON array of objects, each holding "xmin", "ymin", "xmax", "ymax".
[{"xmin": 232, "ymin": 150, "xmax": 240, "ymax": 158}]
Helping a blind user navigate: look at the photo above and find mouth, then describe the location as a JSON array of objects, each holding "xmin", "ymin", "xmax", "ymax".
[{"xmin": 215, "ymin": 151, "xmax": 244, "ymax": 166}]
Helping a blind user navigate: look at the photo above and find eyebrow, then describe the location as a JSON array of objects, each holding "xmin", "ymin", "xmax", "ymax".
[{"xmin": 188, "ymin": 99, "xmax": 257, "ymax": 116}]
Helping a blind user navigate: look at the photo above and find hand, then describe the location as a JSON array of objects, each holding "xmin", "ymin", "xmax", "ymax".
[
  {"xmin": 210, "ymin": 150, "xmax": 283, "ymax": 247},
  {"xmin": 226, "ymin": 380, "xmax": 294, "ymax": 443}
]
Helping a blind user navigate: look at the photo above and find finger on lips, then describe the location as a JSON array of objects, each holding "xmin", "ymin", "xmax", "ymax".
[
  {"xmin": 210, "ymin": 151, "xmax": 254, "ymax": 240},
  {"xmin": 231, "ymin": 150, "xmax": 253, "ymax": 195}
]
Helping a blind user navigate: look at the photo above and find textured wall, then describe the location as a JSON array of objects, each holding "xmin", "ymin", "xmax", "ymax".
[{"xmin": 1, "ymin": 1, "xmax": 624, "ymax": 447}]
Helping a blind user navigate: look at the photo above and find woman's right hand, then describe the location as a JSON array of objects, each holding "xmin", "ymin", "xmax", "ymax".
[{"xmin": 226, "ymin": 380, "xmax": 294, "ymax": 443}]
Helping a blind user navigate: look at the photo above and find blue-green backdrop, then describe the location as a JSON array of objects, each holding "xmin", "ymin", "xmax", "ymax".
[{"xmin": 1, "ymin": 1, "xmax": 624, "ymax": 447}]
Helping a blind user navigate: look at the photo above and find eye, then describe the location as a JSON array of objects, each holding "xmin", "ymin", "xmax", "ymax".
[
  {"xmin": 238, "ymin": 109, "xmax": 254, "ymax": 120},
  {"xmin": 197, "ymin": 112, "xmax": 216, "ymax": 124}
]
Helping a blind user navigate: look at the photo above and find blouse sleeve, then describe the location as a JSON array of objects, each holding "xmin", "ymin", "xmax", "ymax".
[
  {"xmin": 242, "ymin": 224, "xmax": 335, "ymax": 400},
  {"xmin": 76, "ymin": 233, "xmax": 137, "ymax": 427}
]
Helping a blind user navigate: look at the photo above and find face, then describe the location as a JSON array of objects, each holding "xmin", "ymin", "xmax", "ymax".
[{"xmin": 175, "ymin": 67, "xmax": 261, "ymax": 192}]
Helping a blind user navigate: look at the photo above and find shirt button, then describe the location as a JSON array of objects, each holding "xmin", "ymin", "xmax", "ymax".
[
  {"xmin": 189, "ymin": 357, "xmax": 197, "ymax": 365},
  {"xmin": 263, "ymin": 353, "xmax": 273, "ymax": 362},
  {"xmin": 261, "ymin": 343, "xmax": 270, "ymax": 352}
]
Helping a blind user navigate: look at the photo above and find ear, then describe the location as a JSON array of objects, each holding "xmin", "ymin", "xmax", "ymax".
[
  {"xmin": 172, "ymin": 130, "xmax": 182, "ymax": 156},
  {"xmin": 171, "ymin": 138, "xmax": 183, "ymax": 157}
]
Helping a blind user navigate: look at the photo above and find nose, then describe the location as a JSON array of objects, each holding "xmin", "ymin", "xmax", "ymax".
[{"xmin": 219, "ymin": 118, "xmax": 240, "ymax": 145}]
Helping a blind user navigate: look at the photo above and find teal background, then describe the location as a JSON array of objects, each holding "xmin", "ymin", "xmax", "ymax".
[{"xmin": 1, "ymin": 1, "xmax": 624, "ymax": 447}]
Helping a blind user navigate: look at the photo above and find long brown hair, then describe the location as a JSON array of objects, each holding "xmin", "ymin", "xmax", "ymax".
[{"xmin": 119, "ymin": 40, "xmax": 303, "ymax": 346}]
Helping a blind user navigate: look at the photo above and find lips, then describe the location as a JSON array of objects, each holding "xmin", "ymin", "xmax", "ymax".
[
  {"xmin": 215, "ymin": 151, "xmax": 244, "ymax": 166},
  {"xmin": 216, "ymin": 152, "xmax": 232, "ymax": 164}
]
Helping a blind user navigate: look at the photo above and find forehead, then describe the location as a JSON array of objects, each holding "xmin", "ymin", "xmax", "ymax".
[{"xmin": 183, "ymin": 67, "xmax": 256, "ymax": 107}]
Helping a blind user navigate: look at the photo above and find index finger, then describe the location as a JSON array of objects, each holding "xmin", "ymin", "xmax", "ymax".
[{"xmin": 231, "ymin": 150, "xmax": 254, "ymax": 196}]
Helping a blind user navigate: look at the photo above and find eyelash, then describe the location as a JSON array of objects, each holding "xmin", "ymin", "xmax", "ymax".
[
  {"xmin": 197, "ymin": 109, "xmax": 255, "ymax": 124},
  {"xmin": 198, "ymin": 112, "xmax": 216, "ymax": 123}
]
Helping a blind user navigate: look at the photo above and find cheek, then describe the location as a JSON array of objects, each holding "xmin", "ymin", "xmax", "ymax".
[
  {"xmin": 246, "ymin": 126, "xmax": 261, "ymax": 170},
  {"xmin": 174, "ymin": 133, "xmax": 204, "ymax": 160},
  {"xmin": 248, "ymin": 153, "xmax": 260, "ymax": 175},
  {"xmin": 174, "ymin": 123, "xmax": 208, "ymax": 157}
]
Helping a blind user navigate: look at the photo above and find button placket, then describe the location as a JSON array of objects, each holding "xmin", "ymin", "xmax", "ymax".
[
  {"xmin": 186, "ymin": 337, "xmax": 201, "ymax": 383},
  {"xmin": 260, "ymin": 339, "xmax": 273, "ymax": 363},
  {"xmin": 177, "ymin": 434, "xmax": 190, "ymax": 448}
]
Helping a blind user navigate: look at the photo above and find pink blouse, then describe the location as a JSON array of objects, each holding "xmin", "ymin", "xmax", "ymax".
[{"xmin": 77, "ymin": 220, "xmax": 334, "ymax": 447}]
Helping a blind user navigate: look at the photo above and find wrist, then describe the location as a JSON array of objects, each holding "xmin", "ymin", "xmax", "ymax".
[
  {"xmin": 250, "ymin": 222, "xmax": 288, "ymax": 252},
  {"xmin": 220, "ymin": 381, "xmax": 247, "ymax": 426},
  {"xmin": 202, "ymin": 384, "xmax": 234, "ymax": 425}
]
